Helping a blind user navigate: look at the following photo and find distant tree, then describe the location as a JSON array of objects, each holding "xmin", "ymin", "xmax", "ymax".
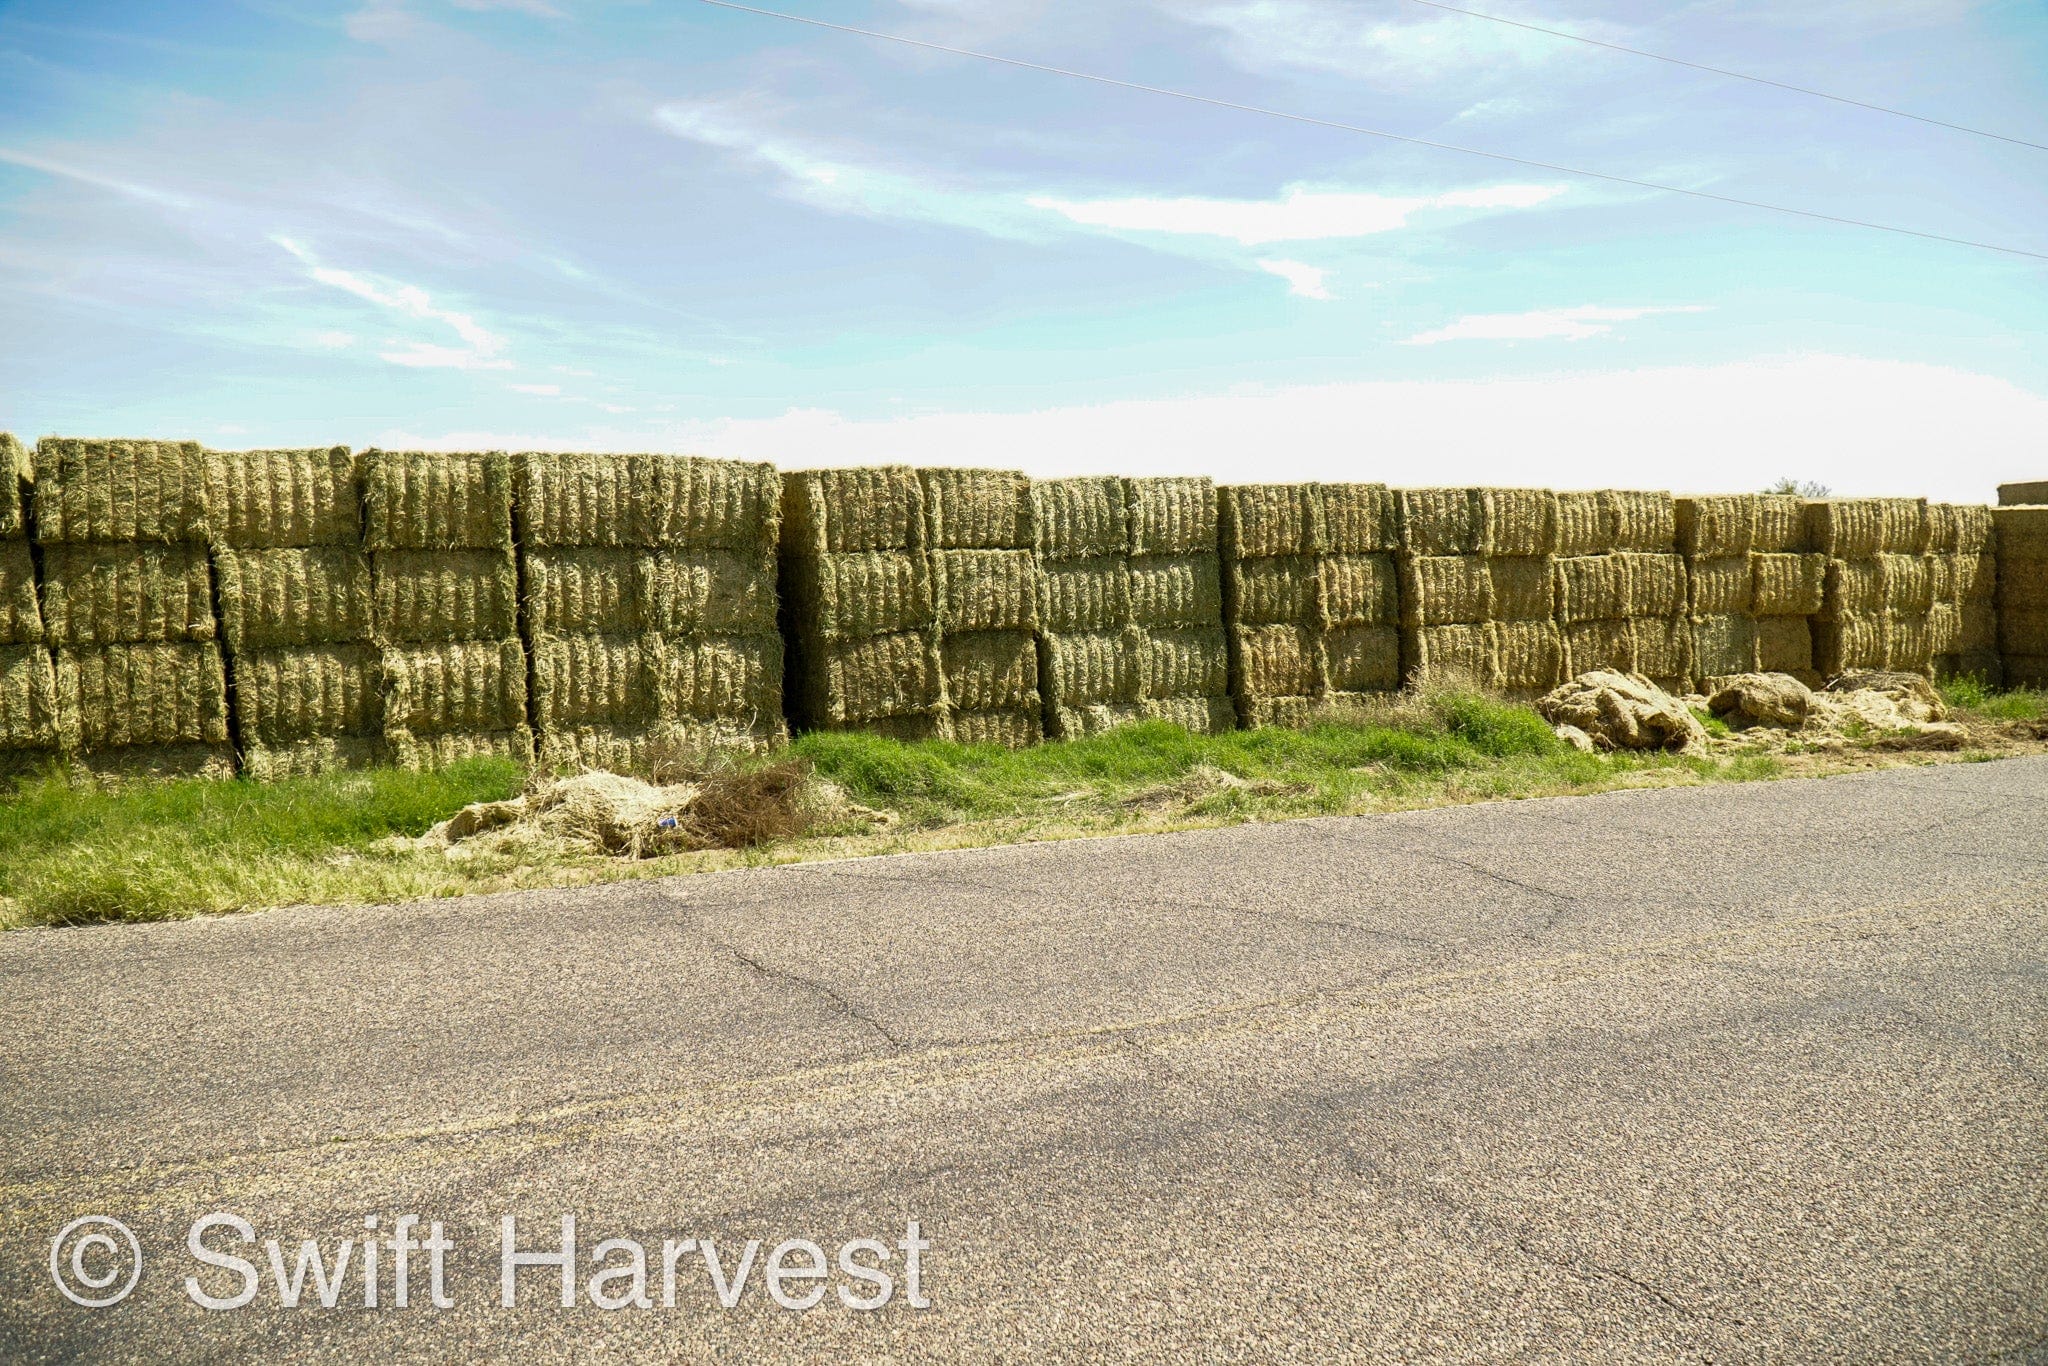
[{"xmin": 1765, "ymin": 478, "xmax": 1832, "ymax": 498}]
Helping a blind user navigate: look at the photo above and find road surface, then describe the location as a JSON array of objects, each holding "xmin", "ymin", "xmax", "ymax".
[{"xmin": 3, "ymin": 758, "xmax": 2045, "ymax": 1361}]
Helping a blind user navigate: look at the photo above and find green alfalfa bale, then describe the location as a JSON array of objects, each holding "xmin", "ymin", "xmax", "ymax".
[
  {"xmin": 1400, "ymin": 623, "xmax": 1498, "ymax": 690},
  {"xmin": 1048, "ymin": 701, "xmax": 1147, "ymax": 741},
  {"xmin": 648, "ymin": 547, "xmax": 778, "ymax": 637},
  {"xmin": 662, "ymin": 457, "xmax": 780, "ymax": 553},
  {"xmin": 1241, "ymin": 694, "xmax": 1325, "ymax": 731},
  {"xmin": 1495, "ymin": 620, "xmax": 1565, "ymax": 692},
  {"xmin": 1753, "ymin": 495, "xmax": 1809, "ymax": 553},
  {"xmin": 529, "ymin": 631, "xmax": 658, "ymax": 730},
  {"xmin": 1039, "ymin": 629, "xmax": 1140, "ymax": 708},
  {"xmin": 1814, "ymin": 614, "xmax": 1887, "ymax": 676},
  {"xmin": 1605, "ymin": 490, "xmax": 1678, "ymax": 553},
  {"xmin": 241, "ymin": 735, "xmax": 391, "ymax": 782},
  {"xmin": 1562, "ymin": 619, "xmax": 1635, "ymax": 677},
  {"xmin": 1035, "ymin": 557, "xmax": 1131, "ymax": 633},
  {"xmin": 388, "ymin": 727, "xmax": 533, "ymax": 773},
  {"xmin": 939, "ymin": 630, "xmax": 1039, "ymax": 711},
  {"xmin": 381, "ymin": 639, "xmax": 529, "ymax": 736},
  {"xmin": 232, "ymin": 642, "xmax": 384, "ymax": 746},
  {"xmin": 1227, "ymin": 556, "xmax": 1319, "ymax": 627},
  {"xmin": 1617, "ymin": 553, "xmax": 1687, "ymax": 618},
  {"xmin": 33, "ymin": 438, "xmax": 209, "ymax": 544},
  {"xmin": 1805, "ymin": 498, "xmax": 1928, "ymax": 557},
  {"xmin": 1554, "ymin": 556, "xmax": 1632, "ymax": 625},
  {"xmin": 1755, "ymin": 615, "xmax": 1815, "ymax": 677},
  {"xmin": 781, "ymin": 550, "xmax": 934, "ymax": 642},
  {"xmin": 1143, "ymin": 694, "xmax": 1236, "ymax": 736},
  {"xmin": 1686, "ymin": 557, "xmax": 1753, "ymax": 617},
  {"xmin": 1751, "ymin": 553, "xmax": 1827, "ymax": 617},
  {"xmin": 213, "ymin": 546, "xmax": 373, "ymax": 652},
  {"xmin": 1396, "ymin": 488, "xmax": 1486, "ymax": 556},
  {"xmin": 38, "ymin": 543, "xmax": 215, "ymax": 646},
  {"xmin": 1484, "ymin": 488, "xmax": 1560, "ymax": 559},
  {"xmin": 1, "ymin": 432, "xmax": 30, "ymax": 541},
  {"xmin": 1032, "ymin": 477, "xmax": 1127, "ymax": 561},
  {"xmin": 371, "ymin": 548, "xmax": 518, "ymax": 643},
  {"xmin": 1128, "ymin": 554, "xmax": 1223, "ymax": 629},
  {"xmin": 1690, "ymin": 615, "xmax": 1758, "ymax": 681},
  {"xmin": 1675, "ymin": 495, "xmax": 1757, "ymax": 558},
  {"xmin": 513, "ymin": 451, "xmax": 664, "ymax": 549},
  {"xmin": 1487, "ymin": 556, "xmax": 1555, "ymax": 623},
  {"xmin": 204, "ymin": 447, "xmax": 359, "ymax": 549},
  {"xmin": 1630, "ymin": 617, "xmax": 1692, "ymax": 688},
  {"xmin": 1398, "ymin": 555, "xmax": 1491, "ymax": 626},
  {"xmin": 1229, "ymin": 624, "xmax": 1322, "ymax": 701},
  {"xmin": 1125, "ymin": 477, "xmax": 1216, "ymax": 557},
  {"xmin": 523, "ymin": 547, "xmax": 648, "ymax": 637},
  {"xmin": 781, "ymin": 467, "xmax": 924, "ymax": 556},
  {"xmin": 795, "ymin": 630, "xmax": 940, "ymax": 727},
  {"xmin": 1324, "ymin": 625, "xmax": 1400, "ymax": 693},
  {"xmin": 1319, "ymin": 483, "xmax": 1397, "ymax": 554},
  {"xmin": 0, "ymin": 643, "xmax": 60, "ymax": 752},
  {"xmin": 1319, "ymin": 554, "xmax": 1398, "ymax": 627},
  {"xmin": 0, "ymin": 541, "xmax": 41, "ymax": 645},
  {"xmin": 666, "ymin": 634, "xmax": 783, "ymax": 727},
  {"xmin": 919, "ymin": 468, "xmax": 1032, "ymax": 551},
  {"xmin": 363, "ymin": 450, "xmax": 512, "ymax": 551},
  {"xmin": 932, "ymin": 549, "xmax": 1037, "ymax": 632},
  {"xmin": 1219, "ymin": 484, "xmax": 1319, "ymax": 560},
  {"xmin": 56, "ymin": 642, "xmax": 230, "ymax": 752},
  {"xmin": 950, "ymin": 707, "xmax": 1042, "ymax": 747}
]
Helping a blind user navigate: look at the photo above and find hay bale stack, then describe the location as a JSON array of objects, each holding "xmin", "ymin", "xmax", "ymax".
[
  {"xmin": 34, "ymin": 438, "xmax": 233, "ymax": 779},
  {"xmin": 1808, "ymin": 497, "xmax": 1933, "ymax": 677},
  {"xmin": 922, "ymin": 468, "xmax": 1041, "ymax": 746},
  {"xmin": 781, "ymin": 467, "xmax": 946, "ymax": 740},
  {"xmin": 0, "ymin": 432, "xmax": 27, "ymax": 542},
  {"xmin": 1747, "ymin": 493, "xmax": 1824, "ymax": 684},
  {"xmin": 1998, "ymin": 481, "xmax": 2048, "ymax": 507},
  {"xmin": 0, "ymin": 433, "xmax": 59, "ymax": 777},
  {"xmin": 206, "ymin": 447, "xmax": 387, "ymax": 779},
  {"xmin": 1125, "ymin": 477, "xmax": 1231, "ymax": 734},
  {"xmin": 1554, "ymin": 490, "xmax": 1691, "ymax": 690},
  {"xmin": 366, "ymin": 450, "xmax": 531, "ymax": 769},
  {"xmin": 1994, "ymin": 507, "xmax": 2048, "ymax": 686},
  {"xmin": 518, "ymin": 452, "xmax": 783, "ymax": 771},
  {"xmin": 1924, "ymin": 504, "xmax": 2000, "ymax": 683},
  {"xmin": 1396, "ymin": 488, "xmax": 1564, "ymax": 694}
]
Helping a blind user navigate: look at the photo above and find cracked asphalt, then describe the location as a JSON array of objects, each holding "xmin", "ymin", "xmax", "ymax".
[{"xmin": 2, "ymin": 757, "xmax": 2045, "ymax": 1362}]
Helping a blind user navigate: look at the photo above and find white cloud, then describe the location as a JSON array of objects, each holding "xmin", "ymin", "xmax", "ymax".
[
  {"xmin": 1172, "ymin": 0, "xmax": 1613, "ymax": 84},
  {"xmin": 509, "ymin": 382, "xmax": 561, "ymax": 396},
  {"xmin": 366, "ymin": 357, "xmax": 2048, "ymax": 505},
  {"xmin": 1029, "ymin": 183, "xmax": 1564, "ymax": 245},
  {"xmin": 1404, "ymin": 304, "xmax": 1711, "ymax": 345},
  {"xmin": 273, "ymin": 237, "xmax": 512, "ymax": 371},
  {"xmin": 0, "ymin": 147, "xmax": 196, "ymax": 210},
  {"xmin": 1255, "ymin": 258, "xmax": 1333, "ymax": 300}
]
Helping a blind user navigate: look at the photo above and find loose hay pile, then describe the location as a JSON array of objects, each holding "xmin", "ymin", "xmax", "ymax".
[
  {"xmin": 0, "ymin": 433, "xmax": 58, "ymax": 777},
  {"xmin": 1218, "ymin": 482, "xmax": 1398, "ymax": 728},
  {"xmin": 365, "ymin": 450, "xmax": 531, "ymax": 769},
  {"xmin": 35, "ymin": 438, "xmax": 233, "ymax": 780},
  {"xmin": 1995, "ymin": 506, "xmax": 2048, "ymax": 686},
  {"xmin": 1396, "ymin": 488, "xmax": 1567, "ymax": 695},
  {"xmin": 519, "ymin": 452, "xmax": 783, "ymax": 772},
  {"xmin": 1033, "ymin": 476, "xmax": 1231, "ymax": 739},
  {"xmin": 208, "ymin": 447, "xmax": 385, "ymax": 779},
  {"xmin": 1535, "ymin": 671, "xmax": 1706, "ymax": 753}
]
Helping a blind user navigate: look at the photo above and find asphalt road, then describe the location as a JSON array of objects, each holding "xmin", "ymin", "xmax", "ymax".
[{"xmin": 3, "ymin": 758, "xmax": 2045, "ymax": 1362}]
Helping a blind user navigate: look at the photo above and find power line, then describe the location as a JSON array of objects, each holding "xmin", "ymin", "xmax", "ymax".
[
  {"xmin": 696, "ymin": 1, "xmax": 2048, "ymax": 263},
  {"xmin": 1399, "ymin": 0, "xmax": 2048, "ymax": 153}
]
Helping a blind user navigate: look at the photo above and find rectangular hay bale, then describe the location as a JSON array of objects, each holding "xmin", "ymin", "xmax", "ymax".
[
  {"xmin": 513, "ymin": 451, "xmax": 666, "ymax": 548},
  {"xmin": 1230, "ymin": 624, "xmax": 1321, "ymax": 700},
  {"xmin": 1751, "ymin": 553, "xmax": 1827, "ymax": 617},
  {"xmin": 1040, "ymin": 630, "xmax": 1139, "ymax": 708},
  {"xmin": 932, "ymin": 550, "xmax": 1037, "ymax": 632},
  {"xmin": 662, "ymin": 458, "xmax": 780, "ymax": 553},
  {"xmin": 1319, "ymin": 483, "xmax": 1397, "ymax": 554},
  {"xmin": 388, "ymin": 727, "xmax": 533, "ymax": 772},
  {"xmin": 381, "ymin": 638, "xmax": 529, "ymax": 736},
  {"xmin": 1814, "ymin": 614, "xmax": 1887, "ymax": 675},
  {"xmin": 1606, "ymin": 490, "xmax": 1678, "ymax": 553},
  {"xmin": 949, "ymin": 707, "xmax": 1043, "ymax": 748},
  {"xmin": 1686, "ymin": 556, "xmax": 1753, "ymax": 617},
  {"xmin": 0, "ymin": 541, "xmax": 42, "ymax": 646},
  {"xmin": 1690, "ymin": 614, "xmax": 1757, "ymax": 680},
  {"xmin": 1555, "ymin": 556, "xmax": 1632, "ymax": 625},
  {"xmin": 529, "ymin": 632, "xmax": 657, "ymax": 729},
  {"xmin": 1036, "ymin": 557, "xmax": 1131, "ymax": 633},
  {"xmin": 1125, "ymin": 477, "xmax": 1216, "ymax": 557},
  {"xmin": 1488, "ymin": 557, "xmax": 1555, "ymax": 623},
  {"xmin": 1554, "ymin": 492, "xmax": 1607, "ymax": 558},
  {"xmin": 1128, "ymin": 554, "xmax": 1222, "ymax": 629},
  {"xmin": 39, "ymin": 543, "xmax": 215, "ymax": 646},
  {"xmin": 794, "ymin": 631, "xmax": 940, "ymax": 727},
  {"xmin": 1752, "ymin": 495, "xmax": 1809, "ymax": 554},
  {"xmin": 1396, "ymin": 488, "xmax": 1486, "ymax": 557},
  {"xmin": 1562, "ymin": 619, "xmax": 1634, "ymax": 677},
  {"xmin": 940, "ymin": 630, "xmax": 1038, "ymax": 712},
  {"xmin": 666, "ymin": 634, "xmax": 783, "ymax": 726},
  {"xmin": 1495, "ymin": 620, "xmax": 1564, "ymax": 692},
  {"xmin": 0, "ymin": 643, "xmax": 60, "ymax": 754},
  {"xmin": 1323, "ymin": 625, "xmax": 1401, "ymax": 694},
  {"xmin": 56, "ymin": 642, "xmax": 229, "ymax": 751},
  {"xmin": 1143, "ymin": 694, "xmax": 1235, "ymax": 735},
  {"xmin": 1805, "ymin": 498, "xmax": 1928, "ymax": 557},
  {"xmin": 205, "ymin": 447, "xmax": 360, "ymax": 548},
  {"xmin": 1483, "ymin": 489, "xmax": 1559, "ymax": 558},
  {"xmin": 241, "ymin": 734, "xmax": 390, "ymax": 782},
  {"xmin": 781, "ymin": 467, "xmax": 924, "ymax": 555},
  {"xmin": 0, "ymin": 432, "xmax": 26, "ymax": 541},
  {"xmin": 780, "ymin": 551, "xmax": 933, "ymax": 642},
  {"xmin": 1755, "ymin": 615, "xmax": 1814, "ymax": 676},
  {"xmin": 1399, "ymin": 555, "xmax": 1490, "ymax": 626},
  {"xmin": 363, "ymin": 450, "xmax": 512, "ymax": 551},
  {"xmin": 1219, "ymin": 484, "xmax": 1318, "ymax": 560},
  {"xmin": 371, "ymin": 548, "xmax": 519, "ymax": 643},
  {"xmin": 1228, "ymin": 556, "xmax": 1319, "ymax": 627},
  {"xmin": 1400, "ymin": 623, "xmax": 1497, "ymax": 690},
  {"xmin": 233, "ymin": 642, "xmax": 383, "ymax": 746},
  {"xmin": 34, "ymin": 438, "xmax": 209, "ymax": 544},
  {"xmin": 919, "ymin": 468, "xmax": 1031, "ymax": 551},
  {"xmin": 214, "ymin": 546, "xmax": 373, "ymax": 651},
  {"xmin": 1032, "ymin": 477, "xmax": 1127, "ymax": 560},
  {"xmin": 1675, "ymin": 495, "xmax": 1756, "ymax": 558},
  {"xmin": 1618, "ymin": 553, "xmax": 1688, "ymax": 618},
  {"xmin": 1319, "ymin": 554, "xmax": 1398, "ymax": 627}
]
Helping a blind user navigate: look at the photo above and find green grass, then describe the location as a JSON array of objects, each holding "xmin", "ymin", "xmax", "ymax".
[{"xmin": 1939, "ymin": 673, "xmax": 2046, "ymax": 722}]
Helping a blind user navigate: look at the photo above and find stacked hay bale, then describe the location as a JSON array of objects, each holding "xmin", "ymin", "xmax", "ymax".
[
  {"xmin": 1218, "ymin": 482, "xmax": 1399, "ymax": 727},
  {"xmin": 1677, "ymin": 494, "xmax": 1824, "ymax": 686},
  {"xmin": 0, "ymin": 433, "xmax": 60, "ymax": 779},
  {"xmin": 921, "ymin": 468, "xmax": 1042, "ymax": 746},
  {"xmin": 1396, "ymin": 488, "xmax": 1565, "ymax": 695},
  {"xmin": 1556, "ymin": 490, "xmax": 1695, "ymax": 689},
  {"xmin": 207, "ymin": 447, "xmax": 384, "ymax": 779},
  {"xmin": 1999, "ymin": 482, "xmax": 2048, "ymax": 507},
  {"xmin": 780, "ymin": 467, "xmax": 948, "ymax": 741},
  {"xmin": 1808, "ymin": 498, "xmax": 1934, "ymax": 677},
  {"xmin": 518, "ymin": 452, "xmax": 783, "ymax": 771},
  {"xmin": 1033, "ymin": 476, "xmax": 1232, "ymax": 738},
  {"xmin": 1994, "ymin": 506, "xmax": 2048, "ymax": 686},
  {"xmin": 365, "ymin": 450, "xmax": 532, "ymax": 769},
  {"xmin": 34, "ymin": 438, "xmax": 233, "ymax": 779},
  {"xmin": 1925, "ymin": 503, "xmax": 2000, "ymax": 683}
]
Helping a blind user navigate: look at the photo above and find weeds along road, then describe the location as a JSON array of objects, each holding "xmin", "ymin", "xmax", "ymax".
[{"xmin": 3, "ymin": 758, "xmax": 2045, "ymax": 1362}]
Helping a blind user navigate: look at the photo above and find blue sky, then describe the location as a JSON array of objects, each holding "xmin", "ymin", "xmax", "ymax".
[{"xmin": 1, "ymin": 0, "xmax": 2044, "ymax": 499}]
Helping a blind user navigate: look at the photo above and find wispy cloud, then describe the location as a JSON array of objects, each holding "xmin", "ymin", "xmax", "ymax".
[
  {"xmin": 1404, "ymin": 304, "xmax": 1711, "ymax": 345},
  {"xmin": 1028, "ymin": 183, "xmax": 1564, "ymax": 245},
  {"xmin": 1171, "ymin": 0, "xmax": 1612, "ymax": 84},
  {"xmin": 273, "ymin": 236, "xmax": 512, "ymax": 370},
  {"xmin": 0, "ymin": 147, "xmax": 196, "ymax": 209},
  {"xmin": 1255, "ymin": 258, "xmax": 1333, "ymax": 300}
]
